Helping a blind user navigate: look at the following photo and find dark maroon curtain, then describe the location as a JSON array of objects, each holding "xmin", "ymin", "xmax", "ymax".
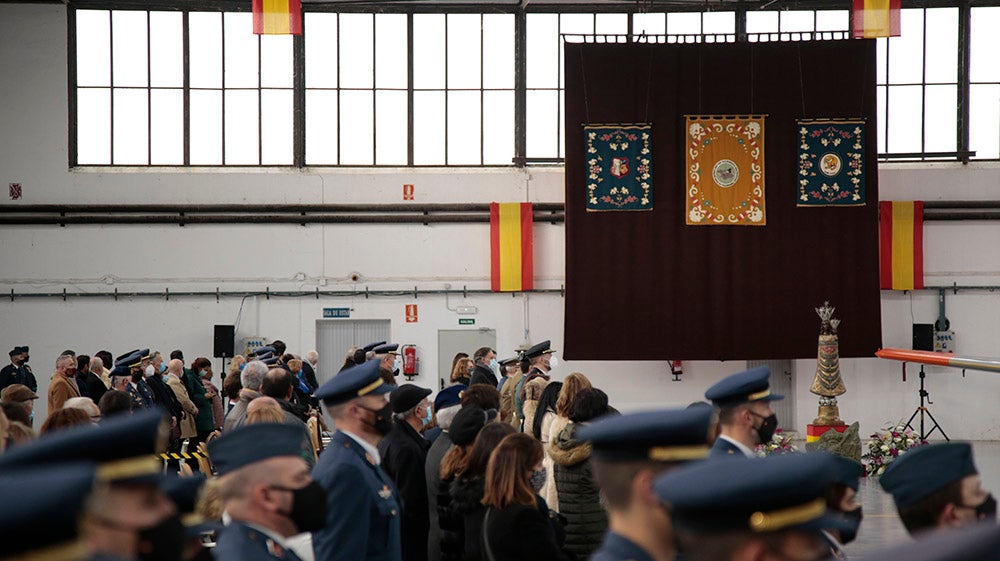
[{"xmin": 563, "ymin": 40, "xmax": 881, "ymax": 360}]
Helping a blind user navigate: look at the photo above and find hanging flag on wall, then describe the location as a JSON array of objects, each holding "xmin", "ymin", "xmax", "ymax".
[
  {"xmin": 685, "ymin": 115, "xmax": 766, "ymax": 226},
  {"xmin": 852, "ymin": 0, "xmax": 901, "ymax": 39},
  {"xmin": 490, "ymin": 203, "xmax": 534, "ymax": 292},
  {"xmin": 879, "ymin": 201, "xmax": 924, "ymax": 290},
  {"xmin": 583, "ymin": 124, "xmax": 653, "ymax": 211},
  {"xmin": 797, "ymin": 119, "xmax": 866, "ymax": 207},
  {"xmin": 252, "ymin": 0, "xmax": 302, "ymax": 35}
]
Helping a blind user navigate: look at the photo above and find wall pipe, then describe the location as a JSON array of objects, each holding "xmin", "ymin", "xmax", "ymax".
[
  {"xmin": 4, "ymin": 287, "xmax": 566, "ymax": 301},
  {"xmin": 0, "ymin": 214, "xmax": 564, "ymax": 225},
  {"xmin": 0, "ymin": 203, "xmax": 563, "ymax": 213}
]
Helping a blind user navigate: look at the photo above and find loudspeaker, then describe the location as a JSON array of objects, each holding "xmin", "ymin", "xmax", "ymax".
[
  {"xmin": 913, "ymin": 323, "xmax": 935, "ymax": 351},
  {"xmin": 214, "ymin": 325, "xmax": 235, "ymax": 358}
]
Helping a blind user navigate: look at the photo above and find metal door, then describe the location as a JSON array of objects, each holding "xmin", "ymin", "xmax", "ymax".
[
  {"xmin": 436, "ymin": 329, "xmax": 497, "ymax": 391},
  {"xmin": 747, "ymin": 360, "xmax": 794, "ymax": 431},
  {"xmin": 315, "ymin": 319, "xmax": 391, "ymax": 387}
]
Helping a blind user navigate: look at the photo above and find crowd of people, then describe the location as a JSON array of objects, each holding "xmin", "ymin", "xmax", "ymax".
[{"xmin": 0, "ymin": 339, "xmax": 998, "ymax": 561}]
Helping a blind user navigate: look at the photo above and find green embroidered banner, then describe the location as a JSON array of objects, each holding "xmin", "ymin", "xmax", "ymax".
[
  {"xmin": 584, "ymin": 125, "xmax": 652, "ymax": 212},
  {"xmin": 797, "ymin": 119, "xmax": 866, "ymax": 207}
]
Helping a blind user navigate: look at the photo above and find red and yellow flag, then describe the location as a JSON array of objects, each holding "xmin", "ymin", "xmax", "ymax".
[
  {"xmin": 490, "ymin": 203, "xmax": 534, "ymax": 292},
  {"xmin": 852, "ymin": 0, "xmax": 901, "ymax": 39},
  {"xmin": 880, "ymin": 201, "xmax": 923, "ymax": 290},
  {"xmin": 252, "ymin": 0, "xmax": 302, "ymax": 35}
]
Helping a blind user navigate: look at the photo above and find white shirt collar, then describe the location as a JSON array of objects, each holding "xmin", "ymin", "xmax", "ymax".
[
  {"xmin": 340, "ymin": 429, "xmax": 381, "ymax": 465},
  {"xmin": 718, "ymin": 434, "xmax": 756, "ymax": 458}
]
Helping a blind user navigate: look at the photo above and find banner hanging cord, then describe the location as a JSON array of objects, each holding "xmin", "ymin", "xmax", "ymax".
[
  {"xmin": 580, "ymin": 46, "xmax": 591, "ymax": 123},
  {"xmin": 644, "ymin": 44, "xmax": 654, "ymax": 123},
  {"xmin": 797, "ymin": 43, "xmax": 807, "ymax": 116}
]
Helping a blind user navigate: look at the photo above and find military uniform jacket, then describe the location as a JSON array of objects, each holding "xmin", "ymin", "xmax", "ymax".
[
  {"xmin": 0, "ymin": 363, "xmax": 37, "ymax": 392},
  {"xmin": 213, "ymin": 521, "xmax": 304, "ymax": 561},
  {"xmin": 708, "ymin": 436, "xmax": 753, "ymax": 460},
  {"xmin": 312, "ymin": 431, "xmax": 403, "ymax": 561},
  {"xmin": 590, "ymin": 532, "xmax": 657, "ymax": 561}
]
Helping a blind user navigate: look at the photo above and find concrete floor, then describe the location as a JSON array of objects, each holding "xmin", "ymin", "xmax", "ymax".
[{"xmin": 844, "ymin": 441, "xmax": 1000, "ymax": 556}]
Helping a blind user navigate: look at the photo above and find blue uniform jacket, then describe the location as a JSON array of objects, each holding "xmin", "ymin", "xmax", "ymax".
[
  {"xmin": 213, "ymin": 521, "xmax": 304, "ymax": 561},
  {"xmin": 708, "ymin": 437, "xmax": 752, "ymax": 460},
  {"xmin": 312, "ymin": 431, "xmax": 403, "ymax": 561},
  {"xmin": 590, "ymin": 532, "xmax": 656, "ymax": 561}
]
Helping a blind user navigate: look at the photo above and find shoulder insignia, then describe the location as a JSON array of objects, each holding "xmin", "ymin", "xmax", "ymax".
[{"xmin": 365, "ymin": 453, "xmax": 376, "ymax": 465}]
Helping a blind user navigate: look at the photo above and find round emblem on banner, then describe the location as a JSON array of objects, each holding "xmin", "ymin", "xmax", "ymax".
[
  {"xmin": 712, "ymin": 159, "xmax": 739, "ymax": 188},
  {"xmin": 820, "ymin": 153, "xmax": 842, "ymax": 177}
]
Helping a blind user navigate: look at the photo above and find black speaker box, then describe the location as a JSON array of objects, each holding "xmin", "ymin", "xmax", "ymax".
[
  {"xmin": 912, "ymin": 323, "xmax": 935, "ymax": 351},
  {"xmin": 214, "ymin": 325, "xmax": 235, "ymax": 358}
]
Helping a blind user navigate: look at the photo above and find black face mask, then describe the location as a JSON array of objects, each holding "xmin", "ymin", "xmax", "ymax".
[
  {"xmin": 972, "ymin": 494, "xmax": 997, "ymax": 521},
  {"xmin": 273, "ymin": 480, "xmax": 328, "ymax": 533},
  {"xmin": 361, "ymin": 403, "xmax": 394, "ymax": 436},
  {"xmin": 750, "ymin": 411, "xmax": 779, "ymax": 444},
  {"xmin": 137, "ymin": 514, "xmax": 185, "ymax": 561},
  {"xmin": 839, "ymin": 507, "xmax": 863, "ymax": 545}
]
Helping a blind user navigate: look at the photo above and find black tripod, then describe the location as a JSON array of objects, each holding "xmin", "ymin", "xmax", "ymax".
[{"xmin": 904, "ymin": 365, "xmax": 950, "ymax": 441}]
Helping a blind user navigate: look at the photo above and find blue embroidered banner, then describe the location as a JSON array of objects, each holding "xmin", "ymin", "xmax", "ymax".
[
  {"xmin": 584, "ymin": 125, "xmax": 652, "ymax": 212},
  {"xmin": 797, "ymin": 119, "xmax": 866, "ymax": 207}
]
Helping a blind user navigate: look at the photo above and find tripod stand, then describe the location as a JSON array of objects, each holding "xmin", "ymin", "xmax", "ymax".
[{"xmin": 904, "ymin": 365, "xmax": 950, "ymax": 441}]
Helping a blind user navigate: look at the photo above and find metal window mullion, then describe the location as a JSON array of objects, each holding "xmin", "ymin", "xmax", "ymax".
[
  {"xmin": 294, "ymin": 17, "xmax": 306, "ymax": 167},
  {"xmin": 183, "ymin": 11, "xmax": 190, "ymax": 166},
  {"xmin": 371, "ymin": 14, "xmax": 376, "ymax": 165},
  {"xmin": 921, "ymin": 8, "xmax": 928, "ymax": 159},
  {"xmin": 407, "ymin": 13, "xmax": 414, "ymax": 166},
  {"xmin": 258, "ymin": 33, "xmax": 262, "ymax": 165},
  {"xmin": 109, "ymin": 10, "xmax": 115, "ymax": 164},
  {"xmin": 221, "ymin": 12, "xmax": 226, "ymax": 165},
  {"xmin": 147, "ymin": 10, "xmax": 152, "ymax": 165},
  {"xmin": 514, "ymin": 8, "xmax": 526, "ymax": 165},
  {"xmin": 444, "ymin": 14, "xmax": 449, "ymax": 165},
  {"xmin": 957, "ymin": 0, "xmax": 972, "ymax": 162},
  {"xmin": 336, "ymin": 13, "xmax": 341, "ymax": 165},
  {"xmin": 68, "ymin": 6, "xmax": 78, "ymax": 167},
  {"xmin": 480, "ymin": 13, "xmax": 485, "ymax": 165},
  {"xmin": 884, "ymin": 39, "xmax": 891, "ymax": 153}
]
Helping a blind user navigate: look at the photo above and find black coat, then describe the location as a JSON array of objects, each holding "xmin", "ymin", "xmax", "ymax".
[
  {"xmin": 378, "ymin": 418, "xmax": 431, "ymax": 561},
  {"xmin": 469, "ymin": 365, "xmax": 498, "ymax": 388},
  {"xmin": 550, "ymin": 423, "xmax": 607, "ymax": 559},
  {"xmin": 426, "ymin": 431, "xmax": 452, "ymax": 561},
  {"xmin": 77, "ymin": 371, "xmax": 108, "ymax": 404},
  {"xmin": 482, "ymin": 496, "xmax": 570, "ymax": 561},
  {"xmin": 449, "ymin": 476, "xmax": 487, "ymax": 561}
]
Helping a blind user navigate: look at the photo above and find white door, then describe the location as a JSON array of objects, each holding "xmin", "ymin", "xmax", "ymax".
[{"xmin": 315, "ymin": 319, "xmax": 391, "ymax": 387}]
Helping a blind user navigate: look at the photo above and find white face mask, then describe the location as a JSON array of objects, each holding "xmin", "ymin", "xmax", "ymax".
[
  {"xmin": 144, "ymin": 364, "xmax": 156, "ymax": 378},
  {"xmin": 549, "ymin": 356, "xmax": 559, "ymax": 368}
]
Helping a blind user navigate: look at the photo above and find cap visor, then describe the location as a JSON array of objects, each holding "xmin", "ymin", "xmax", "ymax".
[{"xmin": 762, "ymin": 393, "xmax": 785, "ymax": 402}]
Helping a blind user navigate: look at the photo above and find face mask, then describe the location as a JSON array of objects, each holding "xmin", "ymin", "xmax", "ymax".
[
  {"xmin": 529, "ymin": 467, "xmax": 547, "ymax": 493},
  {"xmin": 162, "ymin": 374, "xmax": 170, "ymax": 384},
  {"xmin": 239, "ymin": 362, "xmax": 246, "ymax": 371},
  {"xmin": 28, "ymin": 412, "xmax": 33, "ymax": 422},
  {"xmin": 972, "ymin": 494, "xmax": 997, "ymax": 521},
  {"xmin": 23, "ymin": 355, "xmax": 29, "ymax": 363},
  {"xmin": 158, "ymin": 363, "xmax": 167, "ymax": 374},
  {"xmin": 273, "ymin": 481, "xmax": 328, "ymax": 533},
  {"xmin": 423, "ymin": 405, "xmax": 433, "ymax": 427},
  {"xmin": 136, "ymin": 514, "xmax": 185, "ymax": 561},
  {"xmin": 394, "ymin": 357, "xmax": 403, "ymax": 372},
  {"xmin": 839, "ymin": 507, "xmax": 863, "ymax": 545},
  {"xmin": 489, "ymin": 359, "xmax": 499, "ymax": 374},
  {"xmin": 200, "ymin": 369, "xmax": 209, "ymax": 377},
  {"xmin": 361, "ymin": 403, "xmax": 394, "ymax": 436},
  {"xmin": 144, "ymin": 365, "xmax": 156, "ymax": 378},
  {"xmin": 750, "ymin": 411, "xmax": 778, "ymax": 444},
  {"xmin": 548, "ymin": 356, "xmax": 558, "ymax": 368}
]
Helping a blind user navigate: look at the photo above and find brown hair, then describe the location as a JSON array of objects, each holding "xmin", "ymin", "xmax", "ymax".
[
  {"xmin": 463, "ymin": 422, "xmax": 516, "ymax": 479},
  {"xmin": 191, "ymin": 357, "xmax": 212, "ymax": 373},
  {"xmin": 556, "ymin": 372, "xmax": 592, "ymax": 417},
  {"xmin": 451, "ymin": 358, "xmax": 473, "ymax": 383},
  {"xmin": 40, "ymin": 408, "xmax": 91, "ymax": 435},
  {"xmin": 482, "ymin": 433, "xmax": 543, "ymax": 509},
  {"xmin": 592, "ymin": 458, "xmax": 676, "ymax": 510},
  {"xmin": 897, "ymin": 479, "xmax": 964, "ymax": 535},
  {"xmin": 461, "ymin": 384, "xmax": 501, "ymax": 410},
  {"xmin": 223, "ymin": 371, "xmax": 243, "ymax": 401},
  {"xmin": 287, "ymin": 358, "xmax": 303, "ymax": 372},
  {"xmin": 440, "ymin": 443, "xmax": 472, "ymax": 480}
]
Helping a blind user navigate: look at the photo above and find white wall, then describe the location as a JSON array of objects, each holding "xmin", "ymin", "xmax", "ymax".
[{"xmin": 4, "ymin": 4, "xmax": 1000, "ymax": 440}]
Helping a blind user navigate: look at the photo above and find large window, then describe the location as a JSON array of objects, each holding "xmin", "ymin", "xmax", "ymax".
[{"xmin": 71, "ymin": 3, "xmax": 1000, "ymax": 167}]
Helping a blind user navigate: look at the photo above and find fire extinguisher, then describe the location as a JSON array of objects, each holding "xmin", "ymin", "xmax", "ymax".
[
  {"xmin": 669, "ymin": 360, "xmax": 683, "ymax": 382},
  {"xmin": 402, "ymin": 345, "xmax": 418, "ymax": 380}
]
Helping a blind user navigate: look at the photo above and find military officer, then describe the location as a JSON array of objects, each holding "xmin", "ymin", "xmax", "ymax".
[
  {"xmin": 116, "ymin": 349, "xmax": 156, "ymax": 409},
  {"xmin": 821, "ymin": 456, "xmax": 864, "ymax": 561},
  {"xmin": 0, "ymin": 409, "xmax": 183, "ymax": 561},
  {"xmin": 0, "ymin": 345, "xmax": 37, "ymax": 392},
  {"xmin": 704, "ymin": 366, "xmax": 783, "ymax": 459},
  {"xmin": 311, "ymin": 358, "xmax": 402, "ymax": 561},
  {"xmin": 579, "ymin": 406, "xmax": 716, "ymax": 561},
  {"xmin": 854, "ymin": 521, "xmax": 1000, "ymax": 561},
  {"xmin": 162, "ymin": 474, "xmax": 221, "ymax": 561},
  {"xmin": 514, "ymin": 340, "xmax": 555, "ymax": 428},
  {"xmin": 654, "ymin": 452, "xmax": 852, "ymax": 561},
  {"xmin": 209, "ymin": 423, "xmax": 327, "ymax": 561}
]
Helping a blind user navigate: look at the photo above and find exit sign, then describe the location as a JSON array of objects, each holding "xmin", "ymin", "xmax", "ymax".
[
  {"xmin": 459, "ymin": 318, "xmax": 475, "ymax": 325},
  {"xmin": 323, "ymin": 308, "xmax": 351, "ymax": 318}
]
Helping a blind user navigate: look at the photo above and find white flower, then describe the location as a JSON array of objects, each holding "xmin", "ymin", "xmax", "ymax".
[
  {"xmin": 906, "ymin": 438, "xmax": 914, "ymax": 445},
  {"xmin": 877, "ymin": 466, "xmax": 886, "ymax": 475},
  {"xmin": 881, "ymin": 445, "xmax": 890, "ymax": 452}
]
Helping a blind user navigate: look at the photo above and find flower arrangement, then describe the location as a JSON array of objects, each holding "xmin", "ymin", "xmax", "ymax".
[
  {"xmin": 862, "ymin": 423, "xmax": 927, "ymax": 476},
  {"xmin": 755, "ymin": 430, "xmax": 799, "ymax": 457}
]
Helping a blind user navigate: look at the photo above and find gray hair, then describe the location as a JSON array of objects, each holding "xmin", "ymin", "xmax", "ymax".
[
  {"xmin": 56, "ymin": 354, "xmax": 74, "ymax": 368},
  {"xmin": 393, "ymin": 405, "xmax": 418, "ymax": 423},
  {"xmin": 89, "ymin": 356, "xmax": 104, "ymax": 371},
  {"xmin": 436, "ymin": 405, "xmax": 460, "ymax": 430},
  {"xmin": 241, "ymin": 360, "xmax": 268, "ymax": 391},
  {"xmin": 64, "ymin": 397, "xmax": 100, "ymax": 418},
  {"xmin": 305, "ymin": 350, "xmax": 319, "ymax": 364}
]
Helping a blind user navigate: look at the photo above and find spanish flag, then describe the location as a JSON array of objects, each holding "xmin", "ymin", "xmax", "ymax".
[
  {"xmin": 880, "ymin": 201, "xmax": 923, "ymax": 290},
  {"xmin": 852, "ymin": 0, "xmax": 901, "ymax": 39},
  {"xmin": 252, "ymin": 0, "xmax": 302, "ymax": 35},
  {"xmin": 490, "ymin": 203, "xmax": 534, "ymax": 292}
]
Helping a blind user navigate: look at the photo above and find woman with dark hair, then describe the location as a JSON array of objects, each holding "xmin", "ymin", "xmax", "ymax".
[
  {"xmin": 222, "ymin": 370, "xmax": 242, "ymax": 413},
  {"xmin": 532, "ymin": 382, "xmax": 563, "ymax": 441},
  {"xmin": 450, "ymin": 422, "xmax": 516, "ymax": 561},
  {"xmin": 481, "ymin": 433, "xmax": 569, "ymax": 561},
  {"xmin": 39, "ymin": 407, "xmax": 90, "ymax": 435},
  {"xmin": 549, "ymin": 388, "xmax": 611, "ymax": 558}
]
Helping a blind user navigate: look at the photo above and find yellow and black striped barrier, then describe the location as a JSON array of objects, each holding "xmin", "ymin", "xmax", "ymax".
[{"xmin": 159, "ymin": 452, "xmax": 207, "ymax": 460}]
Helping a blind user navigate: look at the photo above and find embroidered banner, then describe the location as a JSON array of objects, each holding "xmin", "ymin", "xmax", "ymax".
[
  {"xmin": 879, "ymin": 201, "xmax": 924, "ymax": 290},
  {"xmin": 584, "ymin": 125, "xmax": 652, "ymax": 212},
  {"xmin": 797, "ymin": 119, "xmax": 866, "ymax": 207},
  {"xmin": 685, "ymin": 116, "xmax": 765, "ymax": 226},
  {"xmin": 490, "ymin": 203, "xmax": 534, "ymax": 292}
]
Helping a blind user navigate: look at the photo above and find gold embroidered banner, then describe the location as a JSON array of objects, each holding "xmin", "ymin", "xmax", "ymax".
[{"xmin": 685, "ymin": 115, "xmax": 766, "ymax": 226}]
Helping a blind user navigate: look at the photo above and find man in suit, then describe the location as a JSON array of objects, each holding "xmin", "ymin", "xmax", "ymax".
[
  {"xmin": 312, "ymin": 358, "xmax": 402, "ymax": 561},
  {"xmin": 378, "ymin": 384, "xmax": 433, "ymax": 561},
  {"xmin": 210, "ymin": 422, "xmax": 328, "ymax": 561},
  {"xmin": 468, "ymin": 347, "xmax": 499, "ymax": 388},
  {"xmin": 704, "ymin": 366, "xmax": 783, "ymax": 459}
]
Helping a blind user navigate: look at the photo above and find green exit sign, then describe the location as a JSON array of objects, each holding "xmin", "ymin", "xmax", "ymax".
[{"xmin": 459, "ymin": 318, "xmax": 476, "ymax": 325}]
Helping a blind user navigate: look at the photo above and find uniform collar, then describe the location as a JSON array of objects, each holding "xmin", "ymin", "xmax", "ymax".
[
  {"xmin": 598, "ymin": 531, "xmax": 657, "ymax": 561},
  {"xmin": 340, "ymin": 429, "xmax": 381, "ymax": 465},
  {"xmin": 718, "ymin": 434, "xmax": 756, "ymax": 458}
]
